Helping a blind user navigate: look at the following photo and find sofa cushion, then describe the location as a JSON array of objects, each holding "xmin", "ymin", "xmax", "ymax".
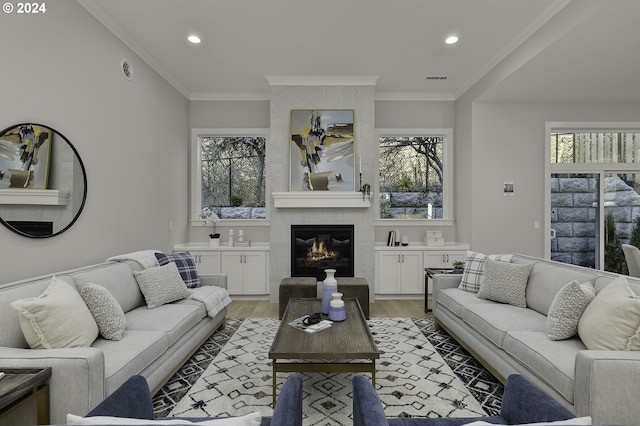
[
  {"xmin": 133, "ymin": 263, "xmax": 192, "ymax": 309},
  {"xmin": 73, "ymin": 263, "xmax": 145, "ymax": 313},
  {"xmin": 461, "ymin": 303, "xmax": 547, "ymax": 348},
  {"xmin": 92, "ymin": 330, "xmax": 168, "ymax": 395},
  {"xmin": 459, "ymin": 251, "xmax": 513, "ymax": 292},
  {"xmin": 477, "ymin": 260, "xmax": 533, "ymax": 308},
  {"xmin": 436, "ymin": 288, "xmax": 495, "ymax": 318},
  {"xmin": 502, "ymin": 331, "xmax": 586, "ymax": 404},
  {"xmin": 578, "ymin": 276, "xmax": 640, "ymax": 350},
  {"xmin": 546, "ymin": 281, "xmax": 595, "ymax": 341},
  {"xmin": 125, "ymin": 303, "xmax": 204, "ymax": 346},
  {"xmin": 10, "ymin": 277, "xmax": 99, "ymax": 349},
  {"xmin": 80, "ymin": 283, "xmax": 126, "ymax": 341},
  {"xmin": 464, "ymin": 418, "xmax": 591, "ymax": 426},
  {"xmin": 526, "ymin": 262, "xmax": 597, "ymax": 317},
  {"xmin": 155, "ymin": 251, "xmax": 201, "ymax": 288}
]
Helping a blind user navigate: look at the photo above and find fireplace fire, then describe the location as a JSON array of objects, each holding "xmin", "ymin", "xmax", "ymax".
[{"xmin": 291, "ymin": 224, "xmax": 354, "ymax": 280}]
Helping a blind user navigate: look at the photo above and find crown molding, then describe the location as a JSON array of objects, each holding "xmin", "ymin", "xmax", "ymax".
[{"xmin": 265, "ymin": 76, "xmax": 379, "ymax": 87}]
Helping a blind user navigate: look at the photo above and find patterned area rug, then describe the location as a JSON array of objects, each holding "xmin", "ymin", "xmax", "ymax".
[{"xmin": 153, "ymin": 317, "xmax": 502, "ymax": 425}]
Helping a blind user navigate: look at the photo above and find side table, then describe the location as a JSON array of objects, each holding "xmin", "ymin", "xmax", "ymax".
[
  {"xmin": 424, "ymin": 268, "xmax": 462, "ymax": 312},
  {"xmin": 0, "ymin": 367, "xmax": 52, "ymax": 426}
]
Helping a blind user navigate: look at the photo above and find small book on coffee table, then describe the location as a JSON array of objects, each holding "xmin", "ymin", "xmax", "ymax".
[{"xmin": 288, "ymin": 315, "xmax": 333, "ymax": 334}]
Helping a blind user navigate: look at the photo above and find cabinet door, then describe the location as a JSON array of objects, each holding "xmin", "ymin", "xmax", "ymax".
[
  {"xmin": 376, "ymin": 251, "xmax": 401, "ymax": 293},
  {"xmin": 424, "ymin": 252, "xmax": 446, "ymax": 269},
  {"xmin": 193, "ymin": 251, "xmax": 221, "ymax": 275},
  {"xmin": 443, "ymin": 250, "xmax": 466, "ymax": 268},
  {"xmin": 399, "ymin": 251, "xmax": 423, "ymax": 294},
  {"xmin": 221, "ymin": 252, "xmax": 244, "ymax": 294},
  {"xmin": 243, "ymin": 252, "xmax": 267, "ymax": 295}
]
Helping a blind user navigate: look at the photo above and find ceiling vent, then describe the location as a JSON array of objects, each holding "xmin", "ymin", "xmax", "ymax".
[{"xmin": 121, "ymin": 58, "xmax": 134, "ymax": 80}]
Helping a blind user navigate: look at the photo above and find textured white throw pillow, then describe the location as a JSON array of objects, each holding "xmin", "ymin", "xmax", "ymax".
[
  {"xmin": 66, "ymin": 411, "xmax": 261, "ymax": 425},
  {"xmin": 10, "ymin": 276, "xmax": 99, "ymax": 349},
  {"xmin": 546, "ymin": 281, "xmax": 595, "ymax": 341},
  {"xmin": 578, "ymin": 276, "xmax": 640, "ymax": 350},
  {"xmin": 134, "ymin": 262, "xmax": 192, "ymax": 309},
  {"xmin": 476, "ymin": 259, "xmax": 533, "ymax": 308},
  {"xmin": 80, "ymin": 283, "xmax": 126, "ymax": 340},
  {"xmin": 458, "ymin": 250, "xmax": 514, "ymax": 292}
]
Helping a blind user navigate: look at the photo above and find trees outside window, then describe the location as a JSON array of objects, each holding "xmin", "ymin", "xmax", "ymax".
[
  {"xmin": 191, "ymin": 130, "xmax": 267, "ymax": 221},
  {"xmin": 378, "ymin": 129, "xmax": 452, "ymax": 221}
]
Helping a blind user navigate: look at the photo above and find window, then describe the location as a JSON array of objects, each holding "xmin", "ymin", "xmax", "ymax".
[
  {"xmin": 191, "ymin": 129, "xmax": 267, "ymax": 222},
  {"xmin": 377, "ymin": 129, "xmax": 453, "ymax": 222},
  {"xmin": 547, "ymin": 124, "xmax": 640, "ymax": 272}
]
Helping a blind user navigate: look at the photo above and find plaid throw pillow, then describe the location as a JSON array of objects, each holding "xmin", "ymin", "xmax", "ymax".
[
  {"xmin": 458, "ymin": 250, "xmax": 513, "ymax": 292},
  {"xmin": 155, "ymin": 251, "xmax": 201, "ymax": 288}
]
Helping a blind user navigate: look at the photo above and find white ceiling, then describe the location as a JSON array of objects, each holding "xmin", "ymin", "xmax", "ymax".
[{"xmin": 77, "ymin": 0, "xmax": 640, "ymax": 102}]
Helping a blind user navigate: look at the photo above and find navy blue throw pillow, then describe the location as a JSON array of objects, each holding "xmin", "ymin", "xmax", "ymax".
[{"xmin": 155, "ymin": 251, "xmax": 200, "ymax": 288}]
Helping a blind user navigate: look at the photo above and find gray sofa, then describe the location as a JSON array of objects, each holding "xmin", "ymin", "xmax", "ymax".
[
  {"xmin": 0, "ymin": 253, "xmax": 228, "ymax": 424},
  {"xmin": 433, "ymin": 253, "xmax": 640, "ymax": 426}
]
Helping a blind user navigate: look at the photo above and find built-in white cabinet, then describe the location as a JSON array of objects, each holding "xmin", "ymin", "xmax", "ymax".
[
  {"xmin": 376, "ymin": 250, "xmax": 423, "ymax": 294},
  {"xmin": 174, "ymin": 243, "xmax": 270, "ymax": 296},
  {"xmin": 424, "ymin": 250, "xmax": 466, "ymax": 270},
  {"xmin": 375, "ymin": 243, "xmax": 469, "ymax": 296},
  {"xmin": 221, "ymin": 251, "xmax": 267, "ymax": 295},
  {"xmin": 189, "ymin": 251, "xmax": 222, "ymax": 275}
]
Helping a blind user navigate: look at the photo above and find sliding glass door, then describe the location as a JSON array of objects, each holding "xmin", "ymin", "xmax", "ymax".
[{"xmin": 547, "ymin": 125, "xmax": 640, "ymax": 273}]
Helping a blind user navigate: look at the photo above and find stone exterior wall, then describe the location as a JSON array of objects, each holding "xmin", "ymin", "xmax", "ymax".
[
  {"xmin": 383, "ymin": 191, "xmax": 443, "ymax": 219},
  {"xmin": 551, "ymin": 175, "xmax": 640, "ymax": 267}
]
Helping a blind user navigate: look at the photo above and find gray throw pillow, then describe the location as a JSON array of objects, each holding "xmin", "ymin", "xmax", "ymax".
[
  {"xmin": 546, "ymin": 280, "xmax": 595, "ymax": 341},
  {"xmin": 80, "ymin": 283, "xmax": 126, "ymax": 341},
  {"xmin": 476, "ymin": 259, "xmax": 533, "ymax": 308},
  {"xmin": 134, "ymin": 262, "xmax": 192, "ymax": 309},
  {"xmin": 458, "ymin": 250, "xmax": 514, "ymax": 292}
]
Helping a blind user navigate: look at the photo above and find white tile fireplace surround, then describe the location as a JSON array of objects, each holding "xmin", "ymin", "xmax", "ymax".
[{"xmin": 267, "ymin": 82, "xmax": 377, "ymax": 302}]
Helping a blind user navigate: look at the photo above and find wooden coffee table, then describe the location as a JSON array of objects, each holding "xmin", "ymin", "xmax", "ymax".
[{"xmin": 268, "ymin": 298, "xmax": 379, "ymax": 405}]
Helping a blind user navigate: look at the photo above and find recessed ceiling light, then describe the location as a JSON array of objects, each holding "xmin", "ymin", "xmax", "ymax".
[
  {"xmin": 445, "ymin": 35, "xmax": 459, "ymax": 45},
  {"xmin": 187, "ymin": 34, "xmax": 201, "ymax": 44}
]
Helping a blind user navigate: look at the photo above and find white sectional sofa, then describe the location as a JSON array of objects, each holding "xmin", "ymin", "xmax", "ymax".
[
  {"xmin": 0, "ymin": 251, "xmax": 229, "ymax": 424},
  {"xmin": 433, "ymin": 252, "xmax": 640, "ymax": 426}
]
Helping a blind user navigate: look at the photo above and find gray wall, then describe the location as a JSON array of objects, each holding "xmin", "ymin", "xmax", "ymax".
[{"xmin": 0, "ymin": 0, "xmax": 189, "ymax": 283}]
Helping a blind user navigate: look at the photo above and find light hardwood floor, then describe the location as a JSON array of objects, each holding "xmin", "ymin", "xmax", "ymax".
[{"xmin": 227, "ymin": 299, "xmax": 428, "ymax": 318}]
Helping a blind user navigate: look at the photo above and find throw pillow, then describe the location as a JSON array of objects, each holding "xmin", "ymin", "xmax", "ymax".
[
  {"xmin": 476, "ymin": 259, "xmax": 533, "ymax": 308},
  {"xmin": 578, "ymin": 276, "xmax": 640, "ymax": 350},
  {"xmin": 133, "ymin": 262, "xmax": 192, "ymax": 309},
  {"xmin": 10, "ymin": 276, "xmax": 99, "ymax": 349},
  {"xmin": 155, "ymin": 251, "xmax": 201, "ymax": 288},
  {"xmin": 546, "ymin": 280, "xmax": 595, "ymax": 341},
  {"xmin": 66, "ymin": 411, "xmax": 262, "ymax": 425},
  {"xmin": 80, "ymin": 283, "xmax": 126, "ymax": 341},
  {"xmin": 458, "ymin": 250, "xmax": 514, "ymax": 292}
]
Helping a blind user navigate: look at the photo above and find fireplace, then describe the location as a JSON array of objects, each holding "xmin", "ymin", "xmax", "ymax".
[{"xmin": 291, "ymin": 224, "xmax": 354, "ymax": 280}]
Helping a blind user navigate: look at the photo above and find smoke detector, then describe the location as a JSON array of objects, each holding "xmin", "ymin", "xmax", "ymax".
[{"xmin": 121, "ymin": 58, "xmax": 134, "ymax": 80}]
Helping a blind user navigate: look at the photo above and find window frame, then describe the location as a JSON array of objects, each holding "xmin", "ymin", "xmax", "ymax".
[
  {"xmin": 190, "ymin": 128, "xmax": 270, "ymax": 227},
  {"xmin": 375, "ymin": 128, "xmax": 454, "ymax": 226}
]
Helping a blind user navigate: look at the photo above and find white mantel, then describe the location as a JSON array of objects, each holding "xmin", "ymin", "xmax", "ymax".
[
  {"xmin": 0, "ymin": 189, "xmax": 69, "ymax": 205},
  {"xmin": 272, "ymin": 191, "xmax": 371, "ymax": 208}
]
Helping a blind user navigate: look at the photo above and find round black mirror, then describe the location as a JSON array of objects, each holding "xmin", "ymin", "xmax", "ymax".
[{"xmin": 0, "ymin": 123, "xmax": 87, "ymax": 238}]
